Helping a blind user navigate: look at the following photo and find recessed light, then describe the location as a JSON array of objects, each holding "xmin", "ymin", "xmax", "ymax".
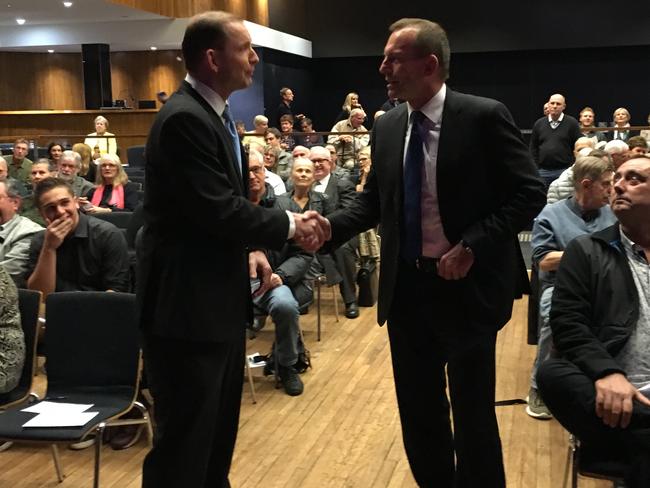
[
  {"xmin": 150, "ymin": 46, "xmax": 157, "ymax": 51},
  {"xmin": 63, "ymin": 1, "xmax": 73, "ymax": 7},
  {"xmin": 176, "ymin": 56, "xmax": 182, "ymax": 62},
  {"xmin": 48, "ymin": 49, "xmax": 55, "ymax": 53},
  {"xmin": 16, "ymin": 17, "xmax": 25, "ymax": 25}
]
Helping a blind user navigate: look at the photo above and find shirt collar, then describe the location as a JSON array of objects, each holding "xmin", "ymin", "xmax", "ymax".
[
  {"xmin": 0, "ymin": 214, "xmax": 20, "ymax": 234},
  {"xmin": 185, "ymin": 73, "xmax": 227, "ymax": 120},
  {"xmin": 407, "ymin": 83, "xmax": 446, "ymax": 126},
  {"xmin": 315, "ymin": 173, "xmax": 331, "ymax": 190},
  {"xmin": 620, "ymin": 229, "xmax": 648, "ymax": 263},
  {"xmin": 548, "ymin": 113, "xmax": 565, "ymax": 123}
]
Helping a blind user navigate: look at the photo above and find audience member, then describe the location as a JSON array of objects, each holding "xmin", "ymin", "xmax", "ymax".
[
  {"xmin": 627, "ymin": 136, "xmax": 648, "ymax": 156},
  {"xmin": 310, "ymin": 146, "xmax": 360, "ymax": 318},
  {"xmin": 71, "ymin": 142, "xmax": 97, "ymax": 183},
  {"xmin": 0, "ymin": 265, "xmax": 25, "ymax": 395},
  {"xmin": 380, "ymin": 97, "xmax": 402, "ymax": 111},
  {"xmin": 56, "ymin": 150, "xmax": 94, "ymax": 198},
  {"xmin": 247, "ymin": 155, "xmax": 311, "ymax": 396},
  {"xmin": 4, "ymin": 139, "xmax": 32, "ymax": 185},
  {"xmin": 242, "ymin": 115, "xmax": 268, "ymax": 149},
  {"xmin": 334, "ymin": 92, "xmax": 364, "ymax": 123},
  {"xmin": 279, "ymin": 114, "xmax": 297, "ymax": 151},
  {"xmin": 26, "ymin": 177, "xmax": 130, "ymax": 297},
  {"xmin": 528, "ymin": 156, "xmax": 617, "ymax": 419},
  {"xmin": 277, "ymin": 87, "xmax": 303, "ymax": 127},
  {"xmin": 156, "ymin": 91, "xmax": 169, "ymax": 105},
  {"xmin": 579, "ymin": 106, "xmax": 607, "ymax": 144},
  {"xmin": 82, "ymin": 154, "xmax": 138, "ymax": 213},
  {"xmin": 605, "ymin": 139, "xmax": 631, "ymax": 168},
  {"xmin": 298, "ymin": 117, "xmax": 324, "ymax": 148},
  {"xmin": 0, "ymin": 157, "xmax": 27, "ymax": 197},
  {"xmin": 607, "ymin": 107, "xmax": 637, "ymax": 142},
  {"xmin": 18, "ymin": 160, "xmax": 51, "ymax": 227},
  {"xmin": 538, "ymin": 155, "xmax": 650, "ymax": 488},
  {"xmin": 0, "ymin": 179, "xmax": 43, "ymax": 286},
  {"xmin": 546, "ymin": 137, "xmax": 597, "ymax": 204},
  {"xmin": 291, "ymin": 146, "xmax": 309, "ymax": 159},
  {"xmin": 328, "ymin": 108, "xmax": 370, "ymax": 171},
  {"xmin": 235, "ymin": 120, "xmax": 246, "ymax": 139},
  {"xmin": 326, "ymin": 144, "xmax": 348, "ymax": 181},
  {"xmin": 84, "ymin": 115, "xmax": 118, "ymax": 156},
  {"xmin": 264, "ymin": 128, "xmax": 293, "ymax": 180},
  {"xmin": 530, "ymin": 93, "xmax": 582, "ymax": 188},
  {"xmin": 250, "ymin": 148, "xmax": 284, "ymax": 196},
  {"xmin": 355, "ymin": 147, "xmax": 380, "ymax": 264},
  {"xmin": 47, "ymin": 142, "xmax": 64, "ymax": 170}
]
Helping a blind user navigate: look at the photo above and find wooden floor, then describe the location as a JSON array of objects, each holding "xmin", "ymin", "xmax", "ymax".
[{"xmin": 0, "ymin": 294, "xmax": 611, "ymax": 488}]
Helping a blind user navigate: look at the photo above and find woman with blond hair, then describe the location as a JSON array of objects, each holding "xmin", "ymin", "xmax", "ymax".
[
  {"xmin": 84, "ymin": 115, "xmax": 118, "ymax": 155},
  {"xmin": 79, "ymin": 154, "xmax": 138, "ymax": 212},
  {"xmin": 606, "ymin": 107, "xmax": 638, "ymax": 142},
  {"xmin": 71, "ymin": 142, "xmax": 97, "ymax": 183}
]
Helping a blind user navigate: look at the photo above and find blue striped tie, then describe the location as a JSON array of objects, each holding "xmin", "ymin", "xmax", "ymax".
[{"xmin": 222, "ymin": 104, "xmax": 242, "ymax": 175}]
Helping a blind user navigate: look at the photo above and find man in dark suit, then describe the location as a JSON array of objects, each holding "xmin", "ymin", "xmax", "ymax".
[
  {"xmin": 138, "ymin": 12, "xmax": 325, "ymax": 488},
  {"xmin": 310, "ymin": 146, "xmax": 360, "ymax": 318},
  {"xmin": 323, "ymin": 18, "xmax": 546, "ymax": 487}
]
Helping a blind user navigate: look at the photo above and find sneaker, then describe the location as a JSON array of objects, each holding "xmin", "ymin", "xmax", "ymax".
[
  {"xmin": 69, "ymin": 436, "xmax": 96, "ymax": 450},
  {"xmin": 278, "ymin": 365, "xmax": 304, "ymax": 396},
  {"xmin": 526, "ymin": 387, "xmax": 553, "ymax": 420}
]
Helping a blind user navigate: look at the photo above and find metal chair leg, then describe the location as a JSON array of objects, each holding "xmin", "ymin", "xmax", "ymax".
[
  {"xmin": 332, "ymin": 286, "xmax": 339, "ymax": 322},
  {"xmin": 94, "ymin": 423, "xmax": 105, "ymax": 488},
  {"xmin": 245, "ymin": 355, "xmax": 257, "ymax": 404},
  {"xmin": 132, "ymin": 400, "xmax": 155, "ymax": 446},
  {"xmin": 50, "ymin": 444, "xmax": 65, "ymax": 483},
  {"xmin": 316, "ymin": 276, "xmax": 322, "ymax": 341}
]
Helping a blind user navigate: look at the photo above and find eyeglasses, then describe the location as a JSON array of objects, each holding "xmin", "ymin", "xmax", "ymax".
[
  {"xmin": 311, "ymin": 158, "xmax": 330, "ymax": 165},
  {"xmin": 249, "ymin": 166, "xmax": 264, "ymax": 175}
]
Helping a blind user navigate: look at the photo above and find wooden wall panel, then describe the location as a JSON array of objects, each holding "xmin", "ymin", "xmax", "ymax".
[
  {"xmin": 109, "ymin": 0, "xmax": 269, "ymax": 24},
  {"xmin": 111, "ymin": 50, "xmax": 185, "ymax": 109},
  {"xmin": 0, "ymin": 52, "xmax": 84, "ymax": 111}
]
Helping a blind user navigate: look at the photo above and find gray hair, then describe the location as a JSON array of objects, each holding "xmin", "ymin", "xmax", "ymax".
[
  {"xmin": 248, "ymin": 148, "xmax": 264, "ymax": 165},
  {"xmin": 253, "ymin": 115, "xmax": 268, "ymax": 126},
  {"xmin": 94, "ymin": 115, "xmax": 109, "ymax": 127},
  {"xmin": 0, "ymin": 179, "xmax": 23, "ymax": 199},
  {"xmin": 60, "ymin": 150, "xmax": 82, "ymax": 169},
  {"xmin": 573, "ymin": 156, "xmax": 615, "ymax": 191}
]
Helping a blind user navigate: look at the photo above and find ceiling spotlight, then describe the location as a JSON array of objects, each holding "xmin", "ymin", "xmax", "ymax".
[
  {"xmin": 48, "ymin": 49, "xmax": 55, "ymax": 53},
  {"xmin": 16, "ymin": 17, "xmax": 25, "ymax": 25},
  {"xmin": 63, "ymin": 1, "xmax": 73, "ymax": 7},
  {"xmin": 150, "ymin": 46, "xmax": 157, "ymax": 51}
]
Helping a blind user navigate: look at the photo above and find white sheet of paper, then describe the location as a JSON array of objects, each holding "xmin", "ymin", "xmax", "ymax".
[
  {"xmin": 22, "ymin": 401, "xmax": 94, "ymax": 414},
  {"xmin": 23, "ymin": 411, "xmax": 99, "ymax": 428}
]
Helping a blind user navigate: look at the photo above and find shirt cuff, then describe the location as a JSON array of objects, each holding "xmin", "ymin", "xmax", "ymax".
[{"xmin": 286, "ymin": 210, "xmax": 295, "ymax": 239}]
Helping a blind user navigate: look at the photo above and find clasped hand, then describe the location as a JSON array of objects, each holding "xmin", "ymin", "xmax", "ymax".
[
  {"xmin": 595, "ymin": 373, "xmax": 650, "ymax": 428},
  {"xmin": 292, "ymin": 210, "xmax": 331, "ymax": 252}
]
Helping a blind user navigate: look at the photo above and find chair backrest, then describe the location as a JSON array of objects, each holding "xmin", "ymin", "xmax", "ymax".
[
  {"xmin": 0, "ymin": 289, "xmax": 41, "ymax": 407},
  {"xmin": 126, "ymin": 145, "xmax": 146, "ymax": 167},
  {"xmin": 92, "ymin": 211, "xmax": 133, "ymax": 230},
  {"xmin": 126, "ymin": 203, "xmax": 144, "ymax": 249},
  {"xmin": 44, "ymin": 292, "xmax": 139, "ymax": 391}
]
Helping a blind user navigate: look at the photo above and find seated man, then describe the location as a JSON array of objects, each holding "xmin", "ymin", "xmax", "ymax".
[
  {"xmin": 4, "ymin": 138, "xmax": 33, "ymax": 185},
  {"xmin": 264, "ymin": 128, "xmax": 293, "ymax": 181},
  {"xmin": 627, "ymin": 135, "xmax": 648, "ymax": 156},
  {"xmin": 309, "ymin": 146, "xmax": 360, "ymax": 318},
  {"xmin": 248, "ymin": 156, "xmax": 312, "ymax": 396},
  {"xmin": 19, "ymin": 159, "xmax": 52, "ymax": 227},
  {"xmin": 0, "ymin": 180, "xmax": 43, "ymax": 286},
  {"xmin": 328, "ymin": 108, "xmax": 369, "ymax": 170},
  {"xmin": 527, "ymin": 155, "xmax": 617, "ymax": 419},
  {"xmin": 0, "ymin": 156, "xmax": 27, "ymax": 197},
  {"xmin": 251, "ymin": 148, "xmax": 285, "ymax": 197},
  {"xmin": 56, "ymin": 150, "xmax": 94, "ymax": 197},
  {"xmin": 26, "ymin": 177, "xmax": 130, "ymax": 297},
  {"xmin": 538, "ymin": 155, "xmax": 650, "ymax": 488},
  {"xmin": 547, "ymin": 137, "xmax": 596, "ymax": 204}
]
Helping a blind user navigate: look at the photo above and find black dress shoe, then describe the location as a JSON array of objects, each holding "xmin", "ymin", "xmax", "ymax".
[
  {"xmin": 278, "ymin": 365, "xmax": 304, "ymax": 396},
  {"xmin": 345, "ymin": 302, "xmax": 359, "ymax": 319}
]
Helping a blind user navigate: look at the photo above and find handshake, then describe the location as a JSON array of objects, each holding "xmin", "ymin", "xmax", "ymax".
[{"xmin": 292, "ymin": 210, "xmax": 332, "ymax": 252}]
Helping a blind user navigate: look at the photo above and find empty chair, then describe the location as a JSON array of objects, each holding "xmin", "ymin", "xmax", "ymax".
[
  {"xmin": 126, "ymin": 145, "xmax": 145, "ymax": 167},
  {"xmin": 0, "ymin": 291, "xmax": 153, "ymax": 487}
]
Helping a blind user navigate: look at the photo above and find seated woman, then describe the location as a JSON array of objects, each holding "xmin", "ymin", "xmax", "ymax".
[
  {"xmin": 47, "ymin": 141, "xmax": 64, "ymax": 171},
  {"xmin": 606, "ymin": 107, "xmax": 638, "ymax": 142},
  {"xmin": 81, "ymin": 154, "xmax": 138, "ymax": 213},
  {"xmin": 72, "ymin": 142, "xmax": 97, "ymax": 183},
  {"xmin": 262, "ymin": 134, "xmax": 293, "ymax": 181},
  {"xmin": 299, "ymin": 117, "xmax": 324, "ymax": 148},
  {"xmin": 0, "ymin": 265, "xmax": 26, "ymax": 395},
  {"xmin": 279, "ymin": 115, "xmax": 297, "ymax": 152},
  {"xmin": 84, "ymin": 116, "xmax": 118, "ymax": 156}
]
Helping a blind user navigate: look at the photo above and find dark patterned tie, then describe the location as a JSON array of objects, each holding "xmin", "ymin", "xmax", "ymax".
[
  {"xmin": 222, "ymin": 104, "xmax": 242, "ymax": 175},
  {"xmin": 402, "ymin": 110, "xmax": 425, "ymax": 261}
]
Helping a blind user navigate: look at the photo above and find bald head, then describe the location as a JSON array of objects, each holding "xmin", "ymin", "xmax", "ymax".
[{"xmin": 547, "ymin": 94, "xmax": 566, "ymax": 120}]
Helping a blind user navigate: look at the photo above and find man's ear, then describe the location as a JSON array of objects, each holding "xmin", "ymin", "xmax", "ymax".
[{"xmin": 423, "ymin": 54, "xmax": 440, "ymax": 77}]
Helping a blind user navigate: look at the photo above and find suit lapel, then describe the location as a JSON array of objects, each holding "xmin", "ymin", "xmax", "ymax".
[
  {"xmin": 388, "ymin": 106, "xmax": 408, "ymax": 212},
  {"xmin": 179, "ymin": 81, "xmax": 245, "ymax": 194},
  {"xmin": 436, "ymin": 89, "xmax": 462, "ymax": 179}
]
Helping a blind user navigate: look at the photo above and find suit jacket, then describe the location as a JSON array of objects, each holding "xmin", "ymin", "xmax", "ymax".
[
  {"xmin": 328, "ymin": 88, "xmax": 546, "ymax": 328},
  {"xmin": 138, "ymin": 80, "xmax": 289, "ymax": 342},
  {"xmin": 322, "ymin": 174, "xmax": 357, "ymax": 210}
]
